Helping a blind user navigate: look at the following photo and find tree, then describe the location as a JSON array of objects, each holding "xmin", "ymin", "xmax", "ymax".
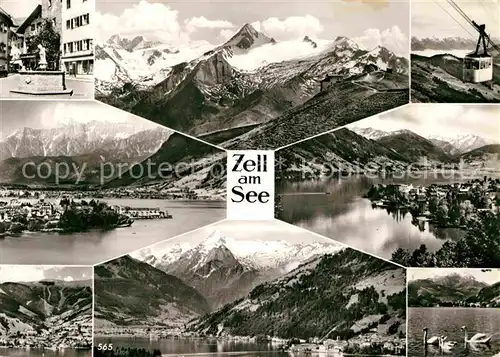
[
  {"xmin": 435, "ymin": 204, "xmax": 449, "ymax": 226},
  {"xmin": 27, "ymin": 19, "xmax": 61, "ymax": 70}
]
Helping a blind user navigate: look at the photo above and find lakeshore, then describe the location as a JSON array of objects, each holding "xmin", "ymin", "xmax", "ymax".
[
  {"xmin": 0, "ymin": 197, "xmax": 172, "ymax": 237},
  {"xmin": 0, "ymin": 198, "xmax": 225, "ymax": 264},
  {"xmin": 94, "ymin": 335, "xmax": 406, "ymax": 357},
  {"xmin": 276, "ymin": 172, "xmax": 500, "ymax": 264}
]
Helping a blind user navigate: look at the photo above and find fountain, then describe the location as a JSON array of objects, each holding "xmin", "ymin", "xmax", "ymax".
[{"xmin": 10, "ymin": 44, "xmax": 73, "ymax": 96}]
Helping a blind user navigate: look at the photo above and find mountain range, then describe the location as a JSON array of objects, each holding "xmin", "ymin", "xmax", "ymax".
[
  {"xmin": 0, "ymin": 124, "xmax": 226, "ymax": 198},
  {"xmin": 408, "ymin": 273, "xmax": 500, "ymax": 307},
  {"xmin": 136, "ymin": 230, "xmax": 342, "ymax": 309},
  {"xmin": 95, "ymin": 23, "xmax": 409, "ymax": 149},
  {"xmin": 0, "ymin": 280, "xmax": 92, "ymax": 347},
  {"xmin": 94, "ymin": 255, "xmax": 210, "ymax": 328},
  {"xmin": 189, "ymin": 248, "xmax": 406, "ymax": 340},
  {"xmin": 411, "ymin": 36, "xmax": 500, "ymax": 51},
  {"xmin": 102, "ymin": 132, "xmax": 227, "ymax": 198},
  {"xmin": 277, "ymin": 126, "xmax": 500, "ymax": 177},
  {"xmin": 0, "ymin": 121, "xmax": 170, "ymax": 162},
  {"xmin": 353, "ymin": 127, "xmax": 492, "ymax": 155},
  {"xmin": 95, "ymin": 239, "xmax": 407, "ymax": 342}
]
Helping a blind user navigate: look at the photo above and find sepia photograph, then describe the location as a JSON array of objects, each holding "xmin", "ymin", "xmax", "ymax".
[
  {"xmin": 94, "ymin": 0, "xmax": 409, "ymax": 149},
  {"xmin": 408, "ymin": 268, "xmax": 500, "ymax": 356},
  {"xmin": 0, "ymin": 0, "xmax": 94, "ymax": 98},
  {"xmin": 411, "ymin": 0, "xmax": 500, "ymax": 102},
  {"xmin": 94, "ymin": 220, "xmax": 407, "ymax": 357},
  {"xmin": 0, "ymin": 101, "xmax": 226, "ymax": 265},
  {"xmin": 275, "ymin": 104, "xmax": 500, "ymax": 268},
  {"xmin": 0, "ymin": 265, "xmax": 93, "ymax": 357}
]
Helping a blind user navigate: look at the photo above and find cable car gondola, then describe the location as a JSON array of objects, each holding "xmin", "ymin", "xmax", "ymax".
[{"xmin": 462, "ymin": 21, "xmax": 493, "ymax": 83}]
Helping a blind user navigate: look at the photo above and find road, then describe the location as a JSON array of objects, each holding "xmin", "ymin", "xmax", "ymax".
[{"xmin": 0, "ymin": 74, "xmax": 94, "ymax": 99}]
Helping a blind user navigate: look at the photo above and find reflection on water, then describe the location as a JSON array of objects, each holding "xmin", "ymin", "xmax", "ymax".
[
  {"xmin": 277, "ymin": 174, "xmax": 485, "ymax": 259},
  {"xmin": 408, "ymin": 308, "xmax": 500, "ymax": 357},
  {"xmin": 94, "ymin": 337, "xmax": 287, "ymax": 357},
  {"xmin": 0, "ymin": 199, "xmax": 225, "ymax": 265},
  {"xmin": 0, "ymin": 348, "xmax": 90, "ymax": 357}
]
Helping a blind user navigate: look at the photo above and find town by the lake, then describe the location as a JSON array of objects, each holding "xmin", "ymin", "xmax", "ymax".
[
  {"xmin": 0, "ymin": 185, "xmax": 216, "ymax": 236},
  {"xmin": 366, "ymin": 177, "xmax": 500, "ymax": 230}
]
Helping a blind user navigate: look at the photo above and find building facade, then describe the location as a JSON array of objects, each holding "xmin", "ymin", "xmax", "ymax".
[
  {"xmin": 42, "ymin": 0, "xmax": 63, "ymax": 36},
  {"xmin": 61, "ymin": 0, "xmax": 94, "ymax": 75},
  {"xmin": 0, "ymin": 7, "xmax": 14, "ymax": 73}
]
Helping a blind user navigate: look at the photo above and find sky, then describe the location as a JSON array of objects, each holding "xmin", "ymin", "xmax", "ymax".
[
  {"xmin": 0, "ymin": 101, "xmax": 163, "ymax": 139},
  {"xmin": 349, "ymin": 104, "xmax": 500, "ymax": 142},
  {"xmin": 94, "ymin": 0, "xmax": 409, "ymax": 55},
  {"xmin": 130, "ymin": 219, "xmax": 342, "ymax": 258},
  {"xmin": 412, "ymin": 0, "xmax": 499, "ymax": 39},
  {"xmin": 409, "ymin": 268, "xmax": 500, "ymax": 285},
  {"xmin": 0, "ymin": 266, "xmax": 92, "ymax": 283},
  {"xmin": 0, "ymin": 0, "xmax": 40, "ymax": 21}
]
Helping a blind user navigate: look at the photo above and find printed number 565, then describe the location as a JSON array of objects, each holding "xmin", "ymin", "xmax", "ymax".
[{"xmin": 97, "ymin": 343, "xmax": 113, "ymax": 350}]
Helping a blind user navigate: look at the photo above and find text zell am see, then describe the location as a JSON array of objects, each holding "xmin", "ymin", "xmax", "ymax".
[{"xmin": 227, "ymin": 151, "xmax": 275, "ymax": 220}]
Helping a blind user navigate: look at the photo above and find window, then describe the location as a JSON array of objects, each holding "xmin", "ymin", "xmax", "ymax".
[
  {"xmin": 66, "ymin": 19, "xmax": 71, "ymax": 29},
  {"xmin": 67, "ymin": 0, "xmax": 71, "ymax": 9}
]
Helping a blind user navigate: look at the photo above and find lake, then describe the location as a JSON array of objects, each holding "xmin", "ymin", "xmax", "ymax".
[
  {"xmin": 0, "ymin": 199, "xmax": 225, "ymax": 265},
  {"xmin": 0, "ymin": 348, "xmax": 90, "ymax": 357},
  {"xmin": 277, "ymin": 173, "xmax": 495, "ymax": 259},
  {"xmin": 94, "ymin": 337, "xmax": 288, "ymax": 357},
  {"xmin": 408, "ymin": 307, "xmax": 500, "ymax": 357}
]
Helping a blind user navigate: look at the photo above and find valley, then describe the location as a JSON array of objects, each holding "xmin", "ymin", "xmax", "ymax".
[
  {"xmin": 0, "ymin": 280, "xmax": 92, "ymax": 350},
  {"xmin": 94, "ymin": 223, "xmax": 407, "ymax": 356},
  {"xmin": 95, "ymin": 24, "xmax": 409, "ymax": 149}
]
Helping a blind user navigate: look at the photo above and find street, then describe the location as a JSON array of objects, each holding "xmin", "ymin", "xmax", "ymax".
[{"xmin": 0, "ymin": 74, "xmax": 94, "ymax": 99}]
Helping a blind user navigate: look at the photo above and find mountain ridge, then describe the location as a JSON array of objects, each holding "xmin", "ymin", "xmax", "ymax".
[
  {"xmin": 408, "ymin": 273, "xmax": 499, "ymax": 307},
  {"xmin": 140, "ymin": 230, "xmax": 342, "ymax": 310}
]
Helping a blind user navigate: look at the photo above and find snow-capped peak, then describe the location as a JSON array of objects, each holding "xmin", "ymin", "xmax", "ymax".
[
  {"xmin": 222, "ymin": 23, "xmax": 275, "ymax": 51},
  {"xmin": 333, "ymin": 36, "xmax": 359, "ymax": 50},
  {"xmin": 145, "ymin": 230, "xmax": 342, "ymax": 272},
  {"xmin": 351, "ymin": 127, "xmax": 390, "ymax": 140},
  {"xmin": 428, "ymin": 134, "xmax": 491, "ymax": 153},
  {"xmin": 197, "ymin": 230, "xmax": 228, "ymax": 253}
]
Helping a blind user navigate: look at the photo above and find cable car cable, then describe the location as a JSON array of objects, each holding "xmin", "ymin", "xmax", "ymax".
[{"xmin": 432, "ymin": 0, "xmax": 477, "ymax": 39}]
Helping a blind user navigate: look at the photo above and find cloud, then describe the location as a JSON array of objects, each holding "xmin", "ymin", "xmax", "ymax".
[
  {"xmin": 353, "ymin": 26, "xmax": 408, "ymax": 56},
  {"xmin": 0, "ymin": 266, "xmax": 46, "ymax": 282},
  {"xmin": 342, "ymin": 0, "xmax": 389, "ymax": 10},
  {"xmin": 218, "ymin": 29, "xmax": 237, "ymax": 42},
  {"xmin": 252, "ymin": 15, "xmax": 324, "ymax": 41},
  {"xmin": 94, "ymin": 1, "xmax": 186, "ymax": 45},
  {"xmin": 184, "ymin": 16, "xmax": 234, "ymax": 33}
]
